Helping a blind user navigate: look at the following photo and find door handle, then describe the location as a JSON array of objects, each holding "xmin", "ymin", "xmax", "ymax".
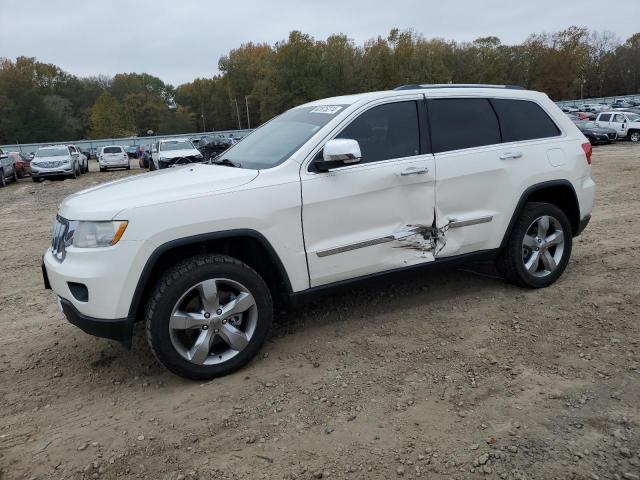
[
  {"xmin": 400, "ymin": 166, "xmax": 429, "ymax": 176},
  {"xmin": 499, "ymin": 152, "xmax": 523, "ymax": 160}
]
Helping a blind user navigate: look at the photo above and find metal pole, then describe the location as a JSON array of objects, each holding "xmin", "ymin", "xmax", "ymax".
[
  {"xmin": 234, "ymin": 98, "xmax": 242, "ymax": 130},
  {"xmin": 245, "ymin": 96, "xmax": 251, "ymax": 129}
]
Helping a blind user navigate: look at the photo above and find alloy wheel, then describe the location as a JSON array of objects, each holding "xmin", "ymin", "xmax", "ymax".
[
  {"xmin": 521, "ymin": 215, "xmax": 565, "ymax": 277},
  {"xmin": 169, "ymin": 278, "xmax": 258, "ymax": 365}
]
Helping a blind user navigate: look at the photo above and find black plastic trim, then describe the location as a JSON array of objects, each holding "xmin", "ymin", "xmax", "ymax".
[
  {"xmin": 60, "ymin": 298, "xmax": 133, "ymax": 345},
  {"xmin": 127, "ymin": 229, "xmax": 293, "ymax": 322},
  {"xmin": 575, "ymin": 214, "xmax": 591, "ymax": 237},
  {"xmin": 500, "ymin": 179, "xmax": 580, "ymax": 249},
  {"xmin": 42, "ymin": 260, "xmax": 51, "ymax": 290},
  {"xmin": 394, "ymin": 84, "xmax": 525, "ymax": 91},
  {"xmin": 288, "ymin": 249, "xmax": 499, "ymax": 307}
]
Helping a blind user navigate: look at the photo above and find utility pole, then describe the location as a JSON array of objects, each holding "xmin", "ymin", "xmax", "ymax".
[
  {"xmin": 234, "ymin": 98, "xmax": 242, "ymax": 130},
  {"xmin": 200, "ymin": 101, "xmax": 207, "ymax": 132},
  {"xmin": 245, "ymin": 96, "xmax": 251, "ymax": 129}
]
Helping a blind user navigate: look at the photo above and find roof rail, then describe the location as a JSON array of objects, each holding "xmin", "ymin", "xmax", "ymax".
[{"xmin": 393, "ymin": 83, "xmax": 526, "ymax": 91}]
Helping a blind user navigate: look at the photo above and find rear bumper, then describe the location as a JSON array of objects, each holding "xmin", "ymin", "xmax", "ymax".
[
  {"xmin": 59, "ymin": 297, "xmax": 133, "ymax": 345},
  {"xmin": 575, "ymin": 214, "xmax": 591, "ymax": 237}
]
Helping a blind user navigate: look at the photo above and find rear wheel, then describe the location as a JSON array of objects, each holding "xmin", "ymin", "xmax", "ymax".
[
  {"xmin": 497, "ymin": 202, "xmax": 572, "ymax": 288},
  {"xmin": 145, "ymin": 254, "xmax": 273, "ymax": 380}
]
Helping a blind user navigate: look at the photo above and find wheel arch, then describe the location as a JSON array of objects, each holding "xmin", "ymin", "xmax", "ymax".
[
  {"xmin": 500, "ymin": 180, "xmax": 581, "ymax": 249},
  {"xmin": 128, "ymin": 229, "xmax": 293, "ymax": 323}
]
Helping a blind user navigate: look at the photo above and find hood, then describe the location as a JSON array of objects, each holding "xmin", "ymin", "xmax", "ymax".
[
  {"xmin": 582, "ymin": 127, "xmax": 611, "ymax": 135},
  {"xmin": 32, "ymin": 155, "xmax": 71, "ymax": 164},
  {"xmin": 59, "ymin": 163, "xmax": 259, "ymax": 221},
  {"xmin": 159, "ymin": 148, "xmax": 202, "ymax": 159}
]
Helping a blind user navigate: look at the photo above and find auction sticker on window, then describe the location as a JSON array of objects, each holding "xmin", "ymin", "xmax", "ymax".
[{"xmin": 310, "ymin": 105, "xmax": 343, "ymax": 114}]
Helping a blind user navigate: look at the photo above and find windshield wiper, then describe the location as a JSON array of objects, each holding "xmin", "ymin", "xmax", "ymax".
[{"xmin": 210, "ymin": 158, "xmax": 241, "ymax": 168}]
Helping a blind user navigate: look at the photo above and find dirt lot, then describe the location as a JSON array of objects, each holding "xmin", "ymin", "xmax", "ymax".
[{"xmin": 0, "ymin": 146, "xmax": 639, "ymax": 480}]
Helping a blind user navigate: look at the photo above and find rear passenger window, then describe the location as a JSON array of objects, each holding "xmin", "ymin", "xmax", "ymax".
[
  {"xmin": 491, "ymin": 99, "xmax": 560, "ymax": 142},
  {"xmin": 599, "ymin": 113, "xmax": 612, "ymax": 122},
  {"xmin": 429, "ymin": 98, "xmax": 501, "ymax": 153},
  {"xmin": 337, "ymin": 101, "xmax": 420, "ymax": 163}
]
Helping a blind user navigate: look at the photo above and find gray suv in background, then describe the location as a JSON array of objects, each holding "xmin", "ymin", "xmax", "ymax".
[
  {"xmin": 31, "ymin": 145, "xmax": 82, "ymax": 182},
  {"xmin": 0, "ymin": 148, "xmax": 18, "ymax": 187}
]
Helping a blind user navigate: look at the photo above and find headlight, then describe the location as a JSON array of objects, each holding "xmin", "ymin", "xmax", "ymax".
[{"xmin": 67, "ymin": 220, "xmax": 129, "ymax": 248}]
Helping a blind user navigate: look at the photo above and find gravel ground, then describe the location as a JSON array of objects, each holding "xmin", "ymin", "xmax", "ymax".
[{"xmin": 0, "ymin": 146, "xmax": 639, "ymax": 480}]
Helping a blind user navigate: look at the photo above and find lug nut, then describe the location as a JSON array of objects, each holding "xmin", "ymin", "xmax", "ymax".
[
  {"xmin": 202, "ymin": 325, "xmax": 209, "ymax": 330},
  {"xmin": 216, "ymin": 309, "xmax": 222, "ymax": 315},
  {"xmin": 204, "ymin": 312, "xmax": 210, "ymax": 319}
]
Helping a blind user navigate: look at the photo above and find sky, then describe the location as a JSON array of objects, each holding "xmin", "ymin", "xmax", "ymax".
[{"xmin": 1, "ymin": 0, "xmax": 639, "ymax": 86}]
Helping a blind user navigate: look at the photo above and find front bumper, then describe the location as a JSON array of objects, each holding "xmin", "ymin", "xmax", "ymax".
[
  {"xmin": 31, "ymin": 165, "xmax": 73, "ymax": 177},
  {"xmin": 43, "ymin": 240, "xmax": 153, "ymax": 320},
  {"xmin": 59, "ymin": 297, "xmax": 133, "ymax": 344}
]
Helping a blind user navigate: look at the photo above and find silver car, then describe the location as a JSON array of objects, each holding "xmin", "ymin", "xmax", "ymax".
[{"xmin": 31, "ymin": 146, "xmax": 82, "ymax": 182}]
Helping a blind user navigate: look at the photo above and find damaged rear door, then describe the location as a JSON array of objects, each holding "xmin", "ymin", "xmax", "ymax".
[{"xmin": 301, "ymin": 97, "xmax": 438, "ymax": 288}]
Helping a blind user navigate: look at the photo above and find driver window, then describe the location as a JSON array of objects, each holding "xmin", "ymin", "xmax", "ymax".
[{"xmin": 336, "ymin": 101, "xmax": 420, "ymax": 163}]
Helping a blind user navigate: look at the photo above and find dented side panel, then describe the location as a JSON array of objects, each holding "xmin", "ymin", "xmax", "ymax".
[{"xmin": 302, "ymin": 155, "xmax": 437, "ymax": 288}]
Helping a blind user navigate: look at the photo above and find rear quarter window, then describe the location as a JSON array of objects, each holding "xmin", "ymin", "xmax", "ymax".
[
  {"xmin": 491, "ymin": 99, "xmax": 560, "ymax": 142},
  {"xmin": 429, "ymin": 98, "xmax": 501, "ymax": 153}
]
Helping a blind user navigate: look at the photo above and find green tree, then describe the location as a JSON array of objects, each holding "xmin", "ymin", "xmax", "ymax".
[{"xmin": 88, "ymin": 92, "xmax": 134, "ymax": 138}]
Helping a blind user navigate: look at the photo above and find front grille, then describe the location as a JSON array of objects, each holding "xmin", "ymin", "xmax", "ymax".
[
  {"xmin": 38, "ymin": 160, "xmax": 64, "ymax": 168},
  {"xmin": 51, "ymin": 216, "xmax": 71, "ymax": 262}
]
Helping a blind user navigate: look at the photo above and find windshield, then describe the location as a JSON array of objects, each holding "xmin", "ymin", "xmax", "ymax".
[
  {"xmin": 219, "ymin": 105, "xmax": 347, "ymax": 169},
  {"xmin": 160, "ymin": 140, "xmax": 194, "ymax": 151},
  {"xmin": 103, "ymin": 146, "xmax": 122, "ymax": 154},
  {"xmin": 35, "ymin": 147, "xmax": 68, "ymax": 157}
]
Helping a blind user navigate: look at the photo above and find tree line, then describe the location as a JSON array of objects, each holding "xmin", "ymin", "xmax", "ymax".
[{"xmin": 1, "ymin": 26, "xmax": 639, "ymax": 145}]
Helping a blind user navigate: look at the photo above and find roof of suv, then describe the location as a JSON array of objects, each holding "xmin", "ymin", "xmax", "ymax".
[{"xmin": 301, "ymin": 84, "xmax": 547, "ymax": 109}]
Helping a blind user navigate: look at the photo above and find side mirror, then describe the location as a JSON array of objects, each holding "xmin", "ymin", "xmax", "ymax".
[{"xmin": 314, "ymin": 139, "xmax": 362, "ymax": 172}]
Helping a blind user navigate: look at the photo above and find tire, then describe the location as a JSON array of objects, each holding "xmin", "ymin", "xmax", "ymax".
[
  {"xmin": 99, "ymin": 167, "xmax": 106, "ymax": 172},
  {"xmin": 126, "ymin": 164, "xmax": 131, "ymax": 170},
  {"xmin": 145, "ymin": 254, "xmax": 273, "ymax": 380},
  {"xmin": 32, "ymin": 176, "xmax": 41, "ymax": 183},
  {"xmin": 0, "ymin": 170, "xmax": 5, "ymax": 188},
  {"xmin": 496, "ymin": 202, "xmax": 572, "ymax": 288},
  {"xmin": 629, "ymin": 131, "xmax": 640, "ymax": 142},
  {"xmin": 69, "ymin": 164, "xmax": 77, "ymax": 179},
  {"xmin": 11, "ymin": 168, "xmax": 18, "ymax": 182}
]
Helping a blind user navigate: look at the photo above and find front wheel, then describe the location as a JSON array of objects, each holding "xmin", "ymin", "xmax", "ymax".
[
  {"xmin": 629, "ymin": 131, "xmax": 640, "ymax": 142},
  {"xmin": 145, "ymin": 254, "xmax": 273, "ymax": 380},
  {"xmin": 496, "ymin": 202, "xmax": 572, "ymax": 288}
]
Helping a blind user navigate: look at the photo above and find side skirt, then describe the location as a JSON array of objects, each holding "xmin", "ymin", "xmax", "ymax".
[{"xmin": 288, "ymin": 248, "xmax": 500, "ymax": 308}]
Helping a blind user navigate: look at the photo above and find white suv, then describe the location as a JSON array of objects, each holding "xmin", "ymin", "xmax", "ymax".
[{"xmin": 43, "ymin": 84, "xmax": 595, "ymax": 379}]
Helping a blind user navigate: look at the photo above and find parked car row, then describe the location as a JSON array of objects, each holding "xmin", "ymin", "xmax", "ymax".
[
  {"xmin": 137, "ymin": 135, "xmax": 241, "ymax": 171},
  {"xmin": 565, "ymin": 106, "xmax": 640, "ymax": 145},
  {"xmin": 562, "ymin": 99, "xmax": 640, "ymax": 114}
]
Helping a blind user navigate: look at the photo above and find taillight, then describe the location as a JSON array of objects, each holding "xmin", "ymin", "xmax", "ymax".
[{"xmin": 581, "ymin": 142, "xmax": 592, "ymax": 165}]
